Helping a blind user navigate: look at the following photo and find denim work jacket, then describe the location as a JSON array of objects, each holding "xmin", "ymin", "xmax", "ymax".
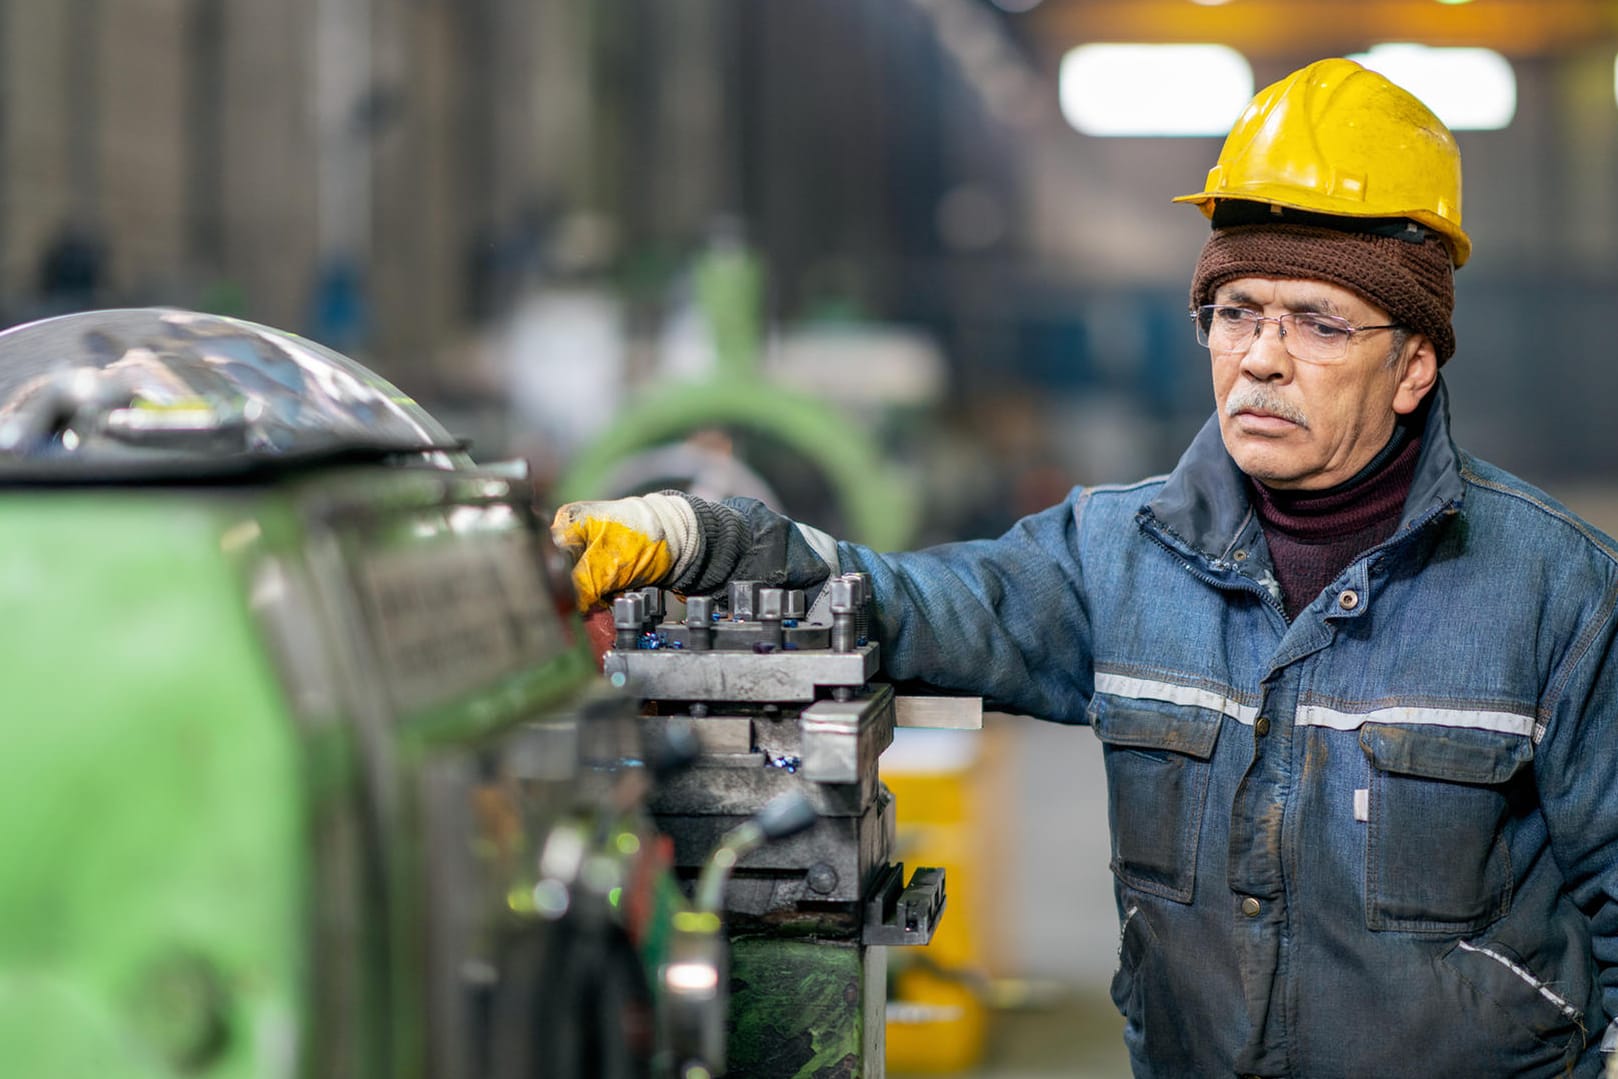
[{"xmin": 718, "ymin": 380, "xmax": 1618, "ymax": 1078}]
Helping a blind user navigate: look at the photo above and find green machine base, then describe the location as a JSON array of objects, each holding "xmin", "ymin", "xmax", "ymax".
[{"xmin": 728, "ymin": 936, "xmax": 887, "ymax": 1079}]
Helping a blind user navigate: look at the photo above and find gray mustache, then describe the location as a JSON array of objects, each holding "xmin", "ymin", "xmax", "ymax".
[{"xmin": 1225, "ymin": 386, "xmax": 1309, "ymax": 428}]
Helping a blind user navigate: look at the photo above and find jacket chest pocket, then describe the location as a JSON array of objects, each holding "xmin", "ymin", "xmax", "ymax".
[
  {"xmin": 1360, "ymin": 723, "xmax": 1532, "ymax": 934},
  {"xmin": 1091, "ymin": 695, "xmax": 1223, "ymax": 903}
]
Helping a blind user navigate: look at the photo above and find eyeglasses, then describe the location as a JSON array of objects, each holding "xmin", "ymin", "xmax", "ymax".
[{"xmin": 1192, "ymin": 304, "xmax": 1402, "ymax": 364}]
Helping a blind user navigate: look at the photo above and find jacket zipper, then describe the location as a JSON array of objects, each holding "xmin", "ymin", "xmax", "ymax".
[{"xmin": 1142, "ymin": 526, "xmax": 1288, "ymax": 621}]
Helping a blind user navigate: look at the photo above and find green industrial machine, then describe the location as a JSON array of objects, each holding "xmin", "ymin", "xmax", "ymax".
[{"xmin": 0, "ymin": 308, "xmax": 725, "ymax": 1079}]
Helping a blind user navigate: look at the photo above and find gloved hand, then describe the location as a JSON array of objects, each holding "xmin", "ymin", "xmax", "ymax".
[{"xmin": 550, "ymin": 493, "xmax": 701, "ymax": 612}]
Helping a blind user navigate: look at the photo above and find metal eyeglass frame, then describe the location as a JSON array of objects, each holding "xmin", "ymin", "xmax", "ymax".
[{"xmin": 1191, "ymin": 304, "xmax": 1402, "ymax": 363}]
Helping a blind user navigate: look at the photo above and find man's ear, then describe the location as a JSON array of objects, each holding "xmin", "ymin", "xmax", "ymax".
[{"xmin": 1393, "ymin": 334, "xmax": 1439, "ymax": 416}]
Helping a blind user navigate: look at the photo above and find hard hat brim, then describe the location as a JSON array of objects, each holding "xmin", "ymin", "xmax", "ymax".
[{"xmin": 1174, "ymin": 191, "xmax": 1471, "ymax": 268}]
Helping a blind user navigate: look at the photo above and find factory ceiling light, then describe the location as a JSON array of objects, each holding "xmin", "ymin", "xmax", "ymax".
[
  {"xmin": 1059, "ymin": 43, "xmax": 1252, "ymax": 136},
  {"xmin": 1348, "ymin": 43, "xmax": 1516, "ymax": 130}
]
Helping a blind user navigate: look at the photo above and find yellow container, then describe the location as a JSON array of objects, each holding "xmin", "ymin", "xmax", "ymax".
[{"xmin": 881, "ymin": 726, "xmax": 1006, "ymax": 1073}]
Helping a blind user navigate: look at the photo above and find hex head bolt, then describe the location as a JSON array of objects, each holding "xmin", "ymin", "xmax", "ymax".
[
  {"xmin": 757, "ymin": 587, "xmax": 785, "ymax": 648},
  {"xmin": 847, "ymin": 572, "xmax": 872, "ymax": 642},
  {"xmin": 637, "ymin": 586, "xmax": 665, "ymax": 627},
  {"xmin": 612, "ymin": 592, "xmax": 647, "ymax": 650},
  {"xmin": 727, "ymin": 579, "xmax": 762, "ymax": 621},
  {"xmin": 684, "ymin": 594, "xmax": 715, "ymax": 651},
  {"xmin": 829, "ymin": 577, "xmax": 856, "ymax": 653}
]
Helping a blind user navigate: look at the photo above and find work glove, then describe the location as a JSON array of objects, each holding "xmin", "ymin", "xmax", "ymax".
[{"xmin": 550, "ymin": 493, "xmax": 702, "ymax": 612}]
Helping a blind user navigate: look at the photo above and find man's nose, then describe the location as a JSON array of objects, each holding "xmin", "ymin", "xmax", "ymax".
[{"xmin": 1241, "ymin": 318, "xmax": 1292, "ymax": 378}]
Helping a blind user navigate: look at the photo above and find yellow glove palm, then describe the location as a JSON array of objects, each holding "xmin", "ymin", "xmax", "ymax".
[{"xmin": 550, "ymin": 494, "xmax": 699, "ymax": 612}]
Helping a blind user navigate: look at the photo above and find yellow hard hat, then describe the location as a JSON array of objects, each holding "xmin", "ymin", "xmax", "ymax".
[{"xmin": 1174, "ymin": 57, "xmax": 1470, "ymax": 267}]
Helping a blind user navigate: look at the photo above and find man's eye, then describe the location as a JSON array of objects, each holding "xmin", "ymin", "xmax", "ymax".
[
  {"xmin": 1294, "ymin": 315, "xmax": 1350, "ymax": 339},
  {"xmin": 1214, "ymin": 307, "xmax": 1251, "ymax": 324}
]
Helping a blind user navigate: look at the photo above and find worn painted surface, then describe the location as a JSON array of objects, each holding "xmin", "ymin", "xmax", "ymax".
[{"xmin": 729, "ymin": 935, "xmax": 881, "ymax": 1078}]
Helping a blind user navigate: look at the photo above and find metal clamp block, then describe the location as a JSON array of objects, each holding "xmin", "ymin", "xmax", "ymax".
[
  {"xmin": 863, "ymin": 862, "xmax": 946, "ymax": 946},
  {"xmin": 799, "ymin": 684, "xmax": 895, "ymax": 784},
  {"xmin": 602, "ymin": 642, "xmax": 878, "ymax": 703}
]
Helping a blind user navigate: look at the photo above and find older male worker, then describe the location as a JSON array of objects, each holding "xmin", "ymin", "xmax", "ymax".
[{"xmin": 553, "ymin": 59, "xmax": 1618, "ymax": 1078}]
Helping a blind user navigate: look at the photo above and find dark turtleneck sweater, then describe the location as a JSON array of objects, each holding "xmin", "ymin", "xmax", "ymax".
[{"xmin": 1248, "ymin": 420, "xmax": 1424, "ymax": 621}]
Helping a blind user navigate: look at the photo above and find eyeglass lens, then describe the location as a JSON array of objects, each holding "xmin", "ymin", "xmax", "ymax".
[{"xmin": 1195, "ymin": 307, "xmax": 1355, "ymax": 362}]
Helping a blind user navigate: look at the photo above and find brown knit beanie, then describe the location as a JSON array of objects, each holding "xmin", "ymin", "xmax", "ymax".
[{"xmin": 1190, "ymin": 221, "xmax": 1456, "ymax": 363}]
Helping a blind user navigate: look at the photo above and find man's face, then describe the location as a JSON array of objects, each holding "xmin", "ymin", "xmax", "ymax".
[{"xmin": 1209, "ymin": 276, "xmax": 1433, "ymax": 491}]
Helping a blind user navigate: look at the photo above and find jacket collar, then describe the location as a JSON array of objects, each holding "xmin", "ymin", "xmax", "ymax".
[{"xmin": 1144, "ymin": 377, "xmax": 1465, "ymax": 561}]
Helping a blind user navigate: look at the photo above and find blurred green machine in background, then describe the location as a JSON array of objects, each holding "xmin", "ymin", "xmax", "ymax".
[
  {"xmin": 0, "ymin": 309, "xmax": 709, "ymax": 1078},
  {"xmin": 558, "ymin": 239, "xmax": 921, "ymax": 552}
]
